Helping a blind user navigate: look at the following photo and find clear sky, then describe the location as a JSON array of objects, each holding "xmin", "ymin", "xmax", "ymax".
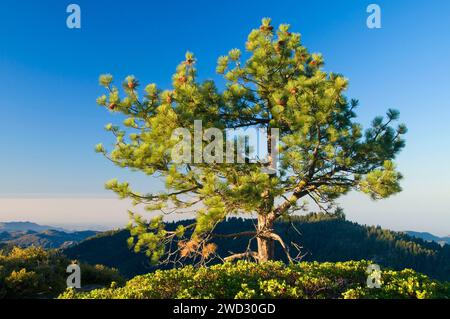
[{"xmin": 0, "ymin": 1, "xmax": 449, "ymax": 234}]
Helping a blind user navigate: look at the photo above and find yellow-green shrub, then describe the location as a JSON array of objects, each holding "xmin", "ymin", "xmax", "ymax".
[
  {"xmin": 58, "ymin": 260, "xmax": 450, "ymax": 299},
  {"xmin": 0, "ymin": 246, "xmax": 124, "ymax": 299}
]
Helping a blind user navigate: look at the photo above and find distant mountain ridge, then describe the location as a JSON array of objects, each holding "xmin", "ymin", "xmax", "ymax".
[
  {"xmin": 405, "ymin": 231, "xmax": 450, "ymax": 246},
  {"xmin": 0, "ymin": 221, "xmax": 97, "ymax": 249},
  {"xmin": 0, "ymin": 221, "xmax": 67, "ymax": 233}
]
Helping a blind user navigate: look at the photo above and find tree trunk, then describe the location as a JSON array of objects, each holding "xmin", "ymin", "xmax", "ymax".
[
  {"xmin": 256, "ymin": 127, "xmax": 277, "ymax": 262},
  {"xmin": 257, "ymin": 214, "xmax": 275, "ymax": 262}
]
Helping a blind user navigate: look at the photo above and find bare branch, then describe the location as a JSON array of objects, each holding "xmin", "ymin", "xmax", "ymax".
[
  {"xmin": 224, "ymin": 251, "xmax": 259, "ymax": 262},
  {"xmin": 264, "ymin": 232, "xmax": 293, "ymax": 263},
  {"xmin": 212, "ymin": 231, "xmax": 257, "ymax": 239}
]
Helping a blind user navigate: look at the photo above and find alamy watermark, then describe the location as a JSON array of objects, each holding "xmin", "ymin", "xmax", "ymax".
[
  {"xmin": 367, "ymin": 4, "xmax": 382, "ymax": 29},
  {"xmin": 366, "ymin": 264, "xmax": 382, "ymax": 288},
  {"xmin": 171, "ymin": 121, "xmax": 280, "ymax": 174},
  {"xmin": 64, "ymin": 4, "xmax": 381, "ymax": 30},
  {"xmin": 66, "ymin": 4, "xmax": 81, "ymax": 29},
  {"xmin": 66, "ymin": 263, "xmax": 81, "ymax": 288}
]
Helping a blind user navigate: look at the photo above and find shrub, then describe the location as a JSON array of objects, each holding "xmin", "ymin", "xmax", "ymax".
[
  {"xmin": 58, "ymin": 260, "xmax": 450, "ymax": 299},
  {"xmin": 0, "ymin": 246, "xmax": 124, "ymax": 298}
]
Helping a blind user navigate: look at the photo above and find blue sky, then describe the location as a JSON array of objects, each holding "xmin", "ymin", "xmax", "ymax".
[{"xmin": 0, "ymin": 1, "xmax": 449, "ymax": 234}]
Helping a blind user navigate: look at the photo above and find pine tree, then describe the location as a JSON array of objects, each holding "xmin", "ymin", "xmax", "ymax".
[{"xmin": 95, "ymin": 18, "xmax": 406, "ymax": 264}]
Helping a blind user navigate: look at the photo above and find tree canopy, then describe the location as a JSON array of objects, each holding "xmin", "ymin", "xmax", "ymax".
[{"xmin": 96, "ymin": 18, "xmax": 406, "ymax": 264}]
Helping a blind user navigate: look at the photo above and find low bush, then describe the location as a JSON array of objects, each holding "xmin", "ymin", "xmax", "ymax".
[
  {"xmin": 58, "ymin": 260, "xmax": 450, "ymax": 299},
  {"xmin": 0, "ymin": 246, "xmax": 124, "ymax": 298}
]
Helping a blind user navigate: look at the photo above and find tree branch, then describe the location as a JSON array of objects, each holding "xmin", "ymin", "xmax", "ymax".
[
  {"xmin": 212, "ymin": 231, "xmax": 257, "ymax": 239},
  {"xmin": 223, "ymin": 251, "xmax": 259, "ymax": 262},
  {"xmin": 264, "ymin": 232, "xmax": 293, "ymax": 263}
]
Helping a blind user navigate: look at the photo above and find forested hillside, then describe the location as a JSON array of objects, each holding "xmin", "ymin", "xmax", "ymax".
[{"xmin": 64, "ymin": 213, "xmax": 450, "ymax": 281}]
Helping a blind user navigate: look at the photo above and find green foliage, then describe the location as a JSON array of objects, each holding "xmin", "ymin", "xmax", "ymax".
[
  {"xmin": 342, "ymin": 269, "xmax": 447, "ymax": 299},
  {"xmin": 0, "ymin": 246, "xmax": 124, "ymax": 299},
  {"xmin": 96, "ymin": 18, "xmax": 407, "ymax": 263},
  {"xmin": 360, "ymin": 161, "xmax": 402, "ymax": 199},
  {"xmin": 58, "ymin": 260, "xmax": 449, "ymax": 299}
]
